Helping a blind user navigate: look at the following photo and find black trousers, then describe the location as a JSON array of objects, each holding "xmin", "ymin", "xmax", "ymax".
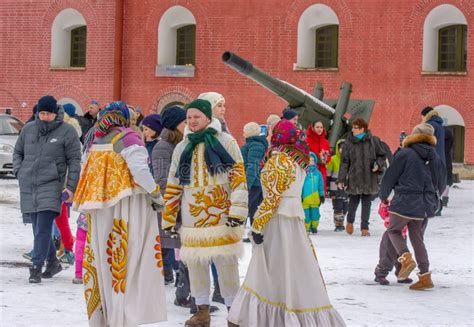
[{"xmin": 346, "ymin": 194, "xmax": 373, "ymax": 230}]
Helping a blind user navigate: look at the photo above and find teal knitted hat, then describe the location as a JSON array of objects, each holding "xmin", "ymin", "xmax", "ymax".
[{"xmin": 186, "ymin": 99, "xmax": 212, "ymax": 120}]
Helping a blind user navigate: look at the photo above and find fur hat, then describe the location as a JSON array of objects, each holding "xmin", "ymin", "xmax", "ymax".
[
  {"xmin": 37, "ymin": 95, "xmax": 58, "ymax": 114},
  {"xmin": 198, "ymin": 92, "xmax": 225, "ymax": 109},
  {"xmin": 62, "ymin": 103, "xmax": 76, "ymax": 117},
  {"xmin": 411, "ymin": 123, "xmax": 434, "ymax": 136},
  {"xmin": 161, "ymin": 106, "xmax": 186, "ymax": 130},
  {"xmin": 142, "ymin": 114, "xmax": 163, "ymax": 134},
  {"xmin": 243, "ymin": 122, "xmax": 261, "ymax": 138},
  {"xmin": 186, "ymin": 99, "xmax": 212, "ymax": 120}
]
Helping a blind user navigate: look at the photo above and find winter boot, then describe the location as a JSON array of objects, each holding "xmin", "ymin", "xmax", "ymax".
[
  {"xmin": 361, "ymin": 229, "xmax": 370, "ymax": 237},
  {"xmin": 185, "ymin": 304, "xmax": 210, "ymax": 327},
  {"xmin": 397, "ymin": 252, "xmax": 416, "ymax": 280},
  {"xmin": 212, "ymin": 280, "xmax": 225, "ymax": 304},
  {"xmin": 442, "ymin": 196, "xmax": 449, "ymax": 207},
  {"xmin": 346, "ymin": 223, "xmax": 354, "ymax": 235},
  {"xmin": 374, "ymin": 276, "xmax": 389, "ymax": 285},
  {"xmin": 228, "ymin": 320, "xmax": 239, "ymax": 327},
  {"xmin": 22, "ymin": 250, "xmax": 34, "ymax": 261},
  {"xmin": 174, "ymin": 297, "xmax": 192, "ymax": 308},
  {"xmin": 334, "ymin": 225, "xmax": 345, "ymax": 232},
  {"xmin": 42, "ymin": 258, "xmax": 63, "ymax": 278},
  {"xmin": 59, "ymin": 250, "xmax": 75, "ymax": 265},
  {"xmin": 72, "ymin": 277, "xmax": 83, "ymax": 284},
  {"xmin": 409, "ymin": 272, "xmax": 434, "ymax": 290},
  {"xmin": 164, "ymin": 268, "xmax": 174, "ymax": 285},
  {"xmin": 397, "ymin": 277, "xmax": 413, "ymax": 284},
  {"xmin": 190, "ymin": 297, "xmax": 219, "ymax": 314},
  {"xmin": 29, "ymin": 265, "xmax": 42, "ymax": 283}
]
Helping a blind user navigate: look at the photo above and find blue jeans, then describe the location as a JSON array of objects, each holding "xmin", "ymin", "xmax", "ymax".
[
  {"xmin": 163, "ymin": 248, "xmax": 178, "ymax": 271},
  {"xmin": 31, "ymin": 211, "xmax": 58, "ymax": 266}
]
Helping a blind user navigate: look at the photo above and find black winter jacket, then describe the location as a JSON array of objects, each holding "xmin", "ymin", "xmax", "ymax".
[
  {"xmin": 379, "ymin": 133, "xmax": 446, "ymax": 219},
  {"xmin": 338, "ymin": 131, "xmax": 386, "ymax": 195},
  {"xmin": 13, "ymin": 109, "xmax": 82, "ymax": 214}
]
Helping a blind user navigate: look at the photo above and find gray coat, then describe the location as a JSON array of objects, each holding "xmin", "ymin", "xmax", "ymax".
[
  {"xmin": 152, "ymin": 128, "xmax": 181, "ymax": 248},
  {"xmin": 338, "ymin": 131, "xmax": 386, "ymax": 195},
  {"xmin": 13, "ymin": 109, "xmax": 82, "ymax": 214}
]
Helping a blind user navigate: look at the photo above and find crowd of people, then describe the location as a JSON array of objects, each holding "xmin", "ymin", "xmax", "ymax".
[{"xmin": 12, "ymin": 93, "xmax": 450, "ymax": 326}]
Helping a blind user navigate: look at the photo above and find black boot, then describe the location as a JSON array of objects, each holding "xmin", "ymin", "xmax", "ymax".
[
  {"xmin": 42, "ymin": 259, "xmax": 62, "ymax": 278},
  {"xmin": 374, "ymin": 276, "xmax": 390, "ymax": 285},
  {"xmin": 29, "ymin": 265, "xmax": 42, "ymax": 283},
  {"xmin": 212, "ymin": 280, "xmax": 225, "ymax": 304},
  {"xmin": 164, "ymin": 268, "xmax": 174, "ymax": 285},
  {"xmin": 442, "ymin": 196, "xmax": 449, "ymax": 207}
]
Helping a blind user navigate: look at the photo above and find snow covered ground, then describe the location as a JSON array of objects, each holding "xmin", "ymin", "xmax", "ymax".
[{"xmin": 0, "ymin": 177, "xmax": 473, "ymax": 327}]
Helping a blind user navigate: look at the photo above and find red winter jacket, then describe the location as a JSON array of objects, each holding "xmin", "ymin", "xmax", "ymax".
[{"xmin": 307, "ymin": 126, "xmax": 331, "ymax": 192}]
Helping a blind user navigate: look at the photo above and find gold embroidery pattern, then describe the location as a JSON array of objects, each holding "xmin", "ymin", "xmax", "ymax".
[
  {"xmin": 163, "ymin": 184, "xmax": 184, "ymax": 226},
  {"xmin": 83, "ymin": 214, "xmax": 101, "ymax": 319},
  {"xmin": 74, "ymin": 150, "xmax": 136, "ymax": 206},
  {"xmin": 229, "ymin": 161, "xmax": 247, "ymax": 191},
  {"xmin": 182, "ymin": 234, "xmax": 241, "ymax": 247},
  {"xmin": 154, "ymin": 235, "xmax": 164, "ymax": 275},
  {"xmin": 107, "ymin": 218, "xmax": 128, "ymax": 294},
  {"xmin": 193, "ymin": 147, "xmax": 200, "ymax": 187},
  {"xmin": 189, "ymin": 185, "xmax": 231, "ymax": 227},
  {"xmin": 242, "ymin": 283, "xmax": 333, "ymax": 313},
  {"xmin": 252, "ymin": 153, "xmax": 296, "ymax": 233}
]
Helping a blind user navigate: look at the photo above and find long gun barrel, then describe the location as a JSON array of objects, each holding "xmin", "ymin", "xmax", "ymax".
[{"xmin": 222, "ymin": 52, "xmax": 335, "ymax": 118}]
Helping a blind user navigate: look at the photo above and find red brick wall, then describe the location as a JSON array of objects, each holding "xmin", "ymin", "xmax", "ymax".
[
  {"xmin": 0, "ymin": 0, "xmax": 117, "ymax": 121},
  {"xmin": 1, "ymin": 0, "xmax": 473, "ymax": 163}
]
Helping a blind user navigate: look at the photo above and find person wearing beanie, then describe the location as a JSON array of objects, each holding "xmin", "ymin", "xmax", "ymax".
[
  {"xmin": 62, "ymin": 103, "xmax": 76, "ymax": 117},
  {"xmin": 73, "ymin": 101, "xmax": 167, "ymax": 325},
  {"xmin": 282, "ymin": 107, "xmax": 299, "ymax": 126},
  {"xmin": 379, "ymin": 122, "xmax": 445, "ymax": 291},
  {"xmin": 141, "ymin": 114, "xmax": 163, "ymax": 165},
  {"xmin": 151, "ymin": 105, "xmax": 188, "ymax": 302},
  {"xmin": 61, "ymin": 103, "xmax": 82, "ymax": 138},
  {"xmin": 421, "ymin": 107, "xmax": 446, "ymax": 168},
  {"xmin": 13, "ymin": 95, "xmax": 81, "ymax": 283},
  {"xmin": 198, "ymin": 92, "xmax": 230, "ymax": 134},
  {"xmin": 240, "ymin": 122, "xmax": 268, "ymax": 242},
  {"xmin": 162, "ymin": 98, "xmax": 248, "ymax": 326}
]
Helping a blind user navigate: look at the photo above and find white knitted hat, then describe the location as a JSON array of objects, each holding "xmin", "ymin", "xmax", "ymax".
[{"xmin": 198, "ymin": 92, "xmax": 225, "ymax": 109}]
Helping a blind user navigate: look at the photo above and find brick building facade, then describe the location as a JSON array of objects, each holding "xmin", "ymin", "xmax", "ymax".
[{"xmin": 1, "ymin": 0, "xmax": 472, "ymax": 163}]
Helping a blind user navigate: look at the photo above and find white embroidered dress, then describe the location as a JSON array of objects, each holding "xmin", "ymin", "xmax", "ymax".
[
  {"xmin": 228, "ymin": 151, "xmax": 346, "ymax": 327},
  {"xmin": 73, "ymin": 131, "xmax": 167, "ymax": 327}
]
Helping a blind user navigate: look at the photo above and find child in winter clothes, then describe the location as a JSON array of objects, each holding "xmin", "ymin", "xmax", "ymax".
[
  {"xmin": 73, "ymin": 213, "xmax": 88, "ymax": 284},
  {"xmin": 374, "ymin": 201, "xmax": 412, "ymax": 285},
  {"xmin": 326, "ymin": 139, "xmax": 349, "ymax": 231},
  {"xmin": 302, "ymin": 152, "xmax": 325, "ymax": 234}
]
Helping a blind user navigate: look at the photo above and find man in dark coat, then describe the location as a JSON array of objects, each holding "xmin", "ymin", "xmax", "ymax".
[
  {"xmin": 337, "ymin": 118, "xmax": 386, "ymax": 236},
  {"xmin": 77, "ymin": 100, "xmax": 100, "ymax": 142},
  {"xmin": 442, "ymin": 127, "xmax": 454, "ymax": 206},
  {"xmin": 379, "ymin": 123, "xmax": 445, "ymax": 290},
  {"xmin": 13, "ymin": 95, "xmax": 82, "ymax": 283}
]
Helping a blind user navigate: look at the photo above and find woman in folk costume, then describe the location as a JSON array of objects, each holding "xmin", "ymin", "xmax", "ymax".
[
  {"xmin": 73, "ymin": 101, "xmax": 167, "ymax": 327},
  {"xmin": 162, "ymin": 99, "xmax": 248, "ymax": 327},
  {"xmin": 228, "ymin": 119, "xmax": 346, "ymax": 327}
]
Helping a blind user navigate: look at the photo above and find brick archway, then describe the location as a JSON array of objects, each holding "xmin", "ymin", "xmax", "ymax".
[
  {"xmin": 46, "ymin": 84, "xmax": 91, "ymax": 112},
  {"xmin": 152, "ymin": 87, "xmax": 195, "ymax": 113}
]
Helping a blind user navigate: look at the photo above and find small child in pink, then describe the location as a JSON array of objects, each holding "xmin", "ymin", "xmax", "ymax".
[{"xmin": 374, "ymin": 201, "xmax": 411, "ymax": 285}]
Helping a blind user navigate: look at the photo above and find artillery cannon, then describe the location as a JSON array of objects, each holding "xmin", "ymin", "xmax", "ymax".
[{"xmin": 221, "ymin": 51, "xmax": 374, "ymax": 151}]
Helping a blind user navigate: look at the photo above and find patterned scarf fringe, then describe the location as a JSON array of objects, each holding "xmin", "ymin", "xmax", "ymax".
[{"xmin": 262, "ymin": 145, "xmax": 309, "ymax": 170}]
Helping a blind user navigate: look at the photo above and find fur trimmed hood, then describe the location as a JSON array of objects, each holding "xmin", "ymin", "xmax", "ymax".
[
  {"xmin": 402, "ymin": 133, "xmax": 436, "ymax": 148},
  {"xmin": 422, "ymin": 109, "xmax": 440, "ymax": 123}
]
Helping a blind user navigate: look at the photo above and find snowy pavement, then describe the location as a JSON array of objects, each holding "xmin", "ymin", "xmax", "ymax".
[{"xmin": 0, "ymin": 177, "xmax": 473, "ymax": 326}]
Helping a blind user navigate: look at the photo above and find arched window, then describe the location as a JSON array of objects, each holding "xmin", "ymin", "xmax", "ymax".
[
  {"xmin": 51, "ymin": 9, "xmax": 87, "ymax": 68},
  {"xmin": 297, "ymin": 4, "xmax": 339, "ymax": 69},
  {"xmin": 422, "ymin": 5, "xmax": 467, "ymax": 72},
  {"xmin": 157, "ymin": 6, "xmax": 196, "ymax": 76},
  {"xmin": 438, "ymin": 25, "xmax": 467, "ymax": 72}
]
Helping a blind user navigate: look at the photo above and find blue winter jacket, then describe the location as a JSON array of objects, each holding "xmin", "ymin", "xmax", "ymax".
[
  {"xmin": 241, "ymin": 135, "xmax": 268, "ymax": 189},
  {"xmin": 379, "ymin": 133, "xmax": 445, "ymax": 219},
  {"xmin": 423, "ymin": 111, "xmax": 446, "ymax": 167}
]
